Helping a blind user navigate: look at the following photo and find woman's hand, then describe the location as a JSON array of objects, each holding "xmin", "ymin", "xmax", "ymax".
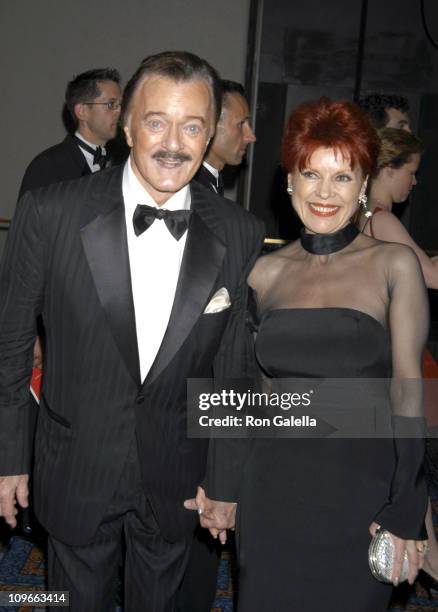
[{"xmin": 369, "ymin": 521, "xmax": 428, "ymax": 585}]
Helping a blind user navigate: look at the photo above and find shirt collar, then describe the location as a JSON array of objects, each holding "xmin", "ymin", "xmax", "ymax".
[
  {"xmin": 203, "ymin": 160, "xmax": 219, "ymax": 180},
  {"xmin": 123, "ymin": 157, "xmax": 191, "ymax": 215},
  {"xmin": 75, "ymin": 131, "xmax": 106, "ymax": 154}
]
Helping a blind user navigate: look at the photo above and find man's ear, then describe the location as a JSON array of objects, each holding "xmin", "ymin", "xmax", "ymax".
[
  {"xmin": 208, "ymin": 120, "xmax": 217, "ymax": 140},
  {"xmin": 74, "ymin": 103, "xmax": 87, "ymax": 123},
  {"xmin": 123, "ymin": 124, "xmax": 133, "ymax": 148}
]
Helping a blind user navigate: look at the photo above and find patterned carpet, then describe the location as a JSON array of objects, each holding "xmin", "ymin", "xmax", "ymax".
[
  {"xmin": 388, "ymin": 489, "xmax": 438, "ymax": 612},
  {"xmin": 0, "ymin": 536, "xmax": 46, "ymax": 612},
  {"xmin": 0, "ymin": 500, "xmax": 437, "ymax": 612},
  {"xmin": 0, "ymin": 536, "xmax": 236, "ymax": 612}
]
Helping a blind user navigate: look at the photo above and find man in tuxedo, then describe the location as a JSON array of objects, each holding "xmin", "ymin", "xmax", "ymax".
[
  {"xmin": 194, "ymin": 80, "xmax": 256, "ymax": 195},
  {"xmin": 19, "ymin": 67, "xmax": 122, "ymax": 197},
  {"xmin": 0, "ymin": 51, "xmax": 264, "ymax": 611}
]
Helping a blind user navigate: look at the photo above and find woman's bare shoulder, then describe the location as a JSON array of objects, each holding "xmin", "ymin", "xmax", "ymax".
[
  {"xmin": 372, "ymin": 240, "xmax": 422, "ymax": 280},
  {"xmin": 371, "ymin": 208, "xmax": 411, "ymax": 236},
  {"xmin": 249, "ymin": 241, "xmax": 300, "ymax": 290}
]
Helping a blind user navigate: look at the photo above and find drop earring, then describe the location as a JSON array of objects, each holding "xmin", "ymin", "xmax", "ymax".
[
  {"xmin": 359, "ymin": 192, "xmax": 372, "ymax": 218},
  {"xmin": 287, "ymin": 185, "xmax": 294, "ymax": 195}
]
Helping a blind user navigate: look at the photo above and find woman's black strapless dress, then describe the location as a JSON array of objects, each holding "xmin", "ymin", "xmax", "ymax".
[{"xmin": 237, "ymin": 308, "xmax": 400, "ymax": 612}]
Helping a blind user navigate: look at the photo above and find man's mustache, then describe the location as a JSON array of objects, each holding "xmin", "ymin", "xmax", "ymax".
[{"xmin": 152, "ymin": 150, "xmax": 192, "ymax": 163}]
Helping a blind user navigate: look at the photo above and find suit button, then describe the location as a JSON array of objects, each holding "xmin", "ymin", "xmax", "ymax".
[{"xmin": 136, "ymin": 396, "xmax": 145, "ymax": 405}]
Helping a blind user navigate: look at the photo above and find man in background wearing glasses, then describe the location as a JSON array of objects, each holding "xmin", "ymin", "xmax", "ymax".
[{"xmin": 19, "ymin": 68, "xmax": 122, "ymax": 197}]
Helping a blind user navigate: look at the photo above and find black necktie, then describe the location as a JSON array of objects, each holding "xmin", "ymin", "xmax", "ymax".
[
  {"xmin": 133, "ymin": 204, "xmax": 192, "ymax": 241},
  {"xmin": 73, "ymin": 136, "xmax": 108, "ymax": 169},
  {"xmin": 217, "ymin": 173, "xmax": 225, "ymax": 196}
]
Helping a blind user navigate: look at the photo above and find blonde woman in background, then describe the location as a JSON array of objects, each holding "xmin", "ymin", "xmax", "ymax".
[{"xmin": 359, "ymin": 128, "xmax": 438, "ymax": 286}]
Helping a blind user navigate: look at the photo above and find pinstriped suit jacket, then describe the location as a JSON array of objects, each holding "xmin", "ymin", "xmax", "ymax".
[{"xmin": 0, "ymin": 165, "xmax": 264, "ymax": 545}]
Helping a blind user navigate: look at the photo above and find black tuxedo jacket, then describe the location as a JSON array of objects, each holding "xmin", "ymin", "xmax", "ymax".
[
  {"xmin": 19, "ymin": 135, "xmax": 91, "ymax": 197},
  {"xmin": 0, "ymin": 165, "xmax": 264, "ymax": 545},
  {"xmin": 194, "ymin": 163, "xmax": 220, "ymax": 194}
]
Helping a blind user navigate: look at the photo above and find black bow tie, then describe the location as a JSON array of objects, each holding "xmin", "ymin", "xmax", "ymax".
[
  {"xmin": 93, "ymin": 146, "xmax": 108, "ymax": 169},
  {"xmin": 73, "ymin": 136, "xmax": 108, "ymax": 169},
  {"xmin": 133, "ymin": 204, "xmax": 192, "ymax": 241}
]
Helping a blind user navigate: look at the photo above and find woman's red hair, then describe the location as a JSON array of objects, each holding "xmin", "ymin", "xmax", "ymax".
[{"xmin": 282, "ymin": 97, "xmax": 379, "ymax": 176}]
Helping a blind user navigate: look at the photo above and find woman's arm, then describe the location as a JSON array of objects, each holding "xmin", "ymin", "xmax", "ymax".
[
  {"xmin": 371, "ymin": 210, "xmax": 438, "ymax": 289},
  {"xmin": 373, "ymin": 243, "xmax": 429, "ymax": 583}
]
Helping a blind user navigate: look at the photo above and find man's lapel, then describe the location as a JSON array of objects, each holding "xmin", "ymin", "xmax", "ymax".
[
  {"xmin": 80, "ymin": 167, "xmax": 141, "ymax": 386},
  {"xmin": 144, "ymin": 182, "xmax": 227, "ymax": 387},
  {"xmin": 194, "ymin": 163, "xmax": 217, "ymax": 192},
  {"xmin": 65, "ymin": 135, "xmax": 92, "ymax": 177}
]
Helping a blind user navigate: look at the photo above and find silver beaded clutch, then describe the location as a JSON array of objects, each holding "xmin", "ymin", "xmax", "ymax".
[{"xmin": 368, "ymin": 528, "xmax": 409, "ymax": 583}]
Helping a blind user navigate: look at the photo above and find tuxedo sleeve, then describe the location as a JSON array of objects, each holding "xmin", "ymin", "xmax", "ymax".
[
  {"xmin": 0, "ymin": 191, "xmax": 45, "ymax": 474},
  {"xmin": 204, "ymin": 216, "xmax": 264, "ymax": 501}
]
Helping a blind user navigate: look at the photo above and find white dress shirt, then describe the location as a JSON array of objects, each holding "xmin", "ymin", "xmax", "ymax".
[
  {"xmin": 75, "ymin": 131, "xmax": 107, "ymax": 173},
  {"xmin": 122, "ymin": 158, "xmax": 190, "ymax": 381}
]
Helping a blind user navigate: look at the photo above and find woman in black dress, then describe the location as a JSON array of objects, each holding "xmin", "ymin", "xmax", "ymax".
[{"xmin": 235, "ymin": 98, "xmax": 429, "ymax": 611}]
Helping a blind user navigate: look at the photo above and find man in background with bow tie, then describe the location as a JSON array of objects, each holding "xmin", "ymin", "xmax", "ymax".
[
  {"xmin": 194, "ymin": 80, "xmax": 256, "ymax": 196},
  {"xmin": 19, "ymin": 67, "xmax": 122, "ymax": 197},
  {"xmin": 0, "ymin": 51, "xmax": 264, "ymax": 611}
]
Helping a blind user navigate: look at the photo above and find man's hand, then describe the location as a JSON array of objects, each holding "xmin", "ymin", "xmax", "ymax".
[
  {"xmin": 184, "ymin": 486, "xmax": 237, "ymax": 544},
  {"xmin": 0, "ymin": 475, "xmax": 29, "ymax": 528}
]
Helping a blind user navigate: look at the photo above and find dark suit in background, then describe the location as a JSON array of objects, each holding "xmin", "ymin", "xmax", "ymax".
[
  {"xmin": 194, "ymin": 162, "xmax": 224, "ymax": 196},
  {"xmin": 0, "ymin": 166, "xmax": 264, "ymax": 610},
  {"xmin": 18, "ymin": 135, "xmax": 91, "ymax": 197},
  {"xmin": 19, "ymin": 68, "xmax": 122, "ymax": 198}
]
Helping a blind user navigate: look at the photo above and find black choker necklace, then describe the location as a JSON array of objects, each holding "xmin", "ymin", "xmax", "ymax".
[{"xmin": 300, "ymin": 223, "xmax": 359, "ymax": 255}]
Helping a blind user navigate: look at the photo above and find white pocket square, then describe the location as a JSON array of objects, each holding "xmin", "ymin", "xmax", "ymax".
[{"xmin": 203, "ymin": 287, "xmax": 231, "ymax": 314}]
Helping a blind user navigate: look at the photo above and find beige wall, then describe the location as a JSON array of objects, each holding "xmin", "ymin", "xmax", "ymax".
[{"xmin": 0, "ymin": 0, "xmax": 251, "ymax": 223}]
